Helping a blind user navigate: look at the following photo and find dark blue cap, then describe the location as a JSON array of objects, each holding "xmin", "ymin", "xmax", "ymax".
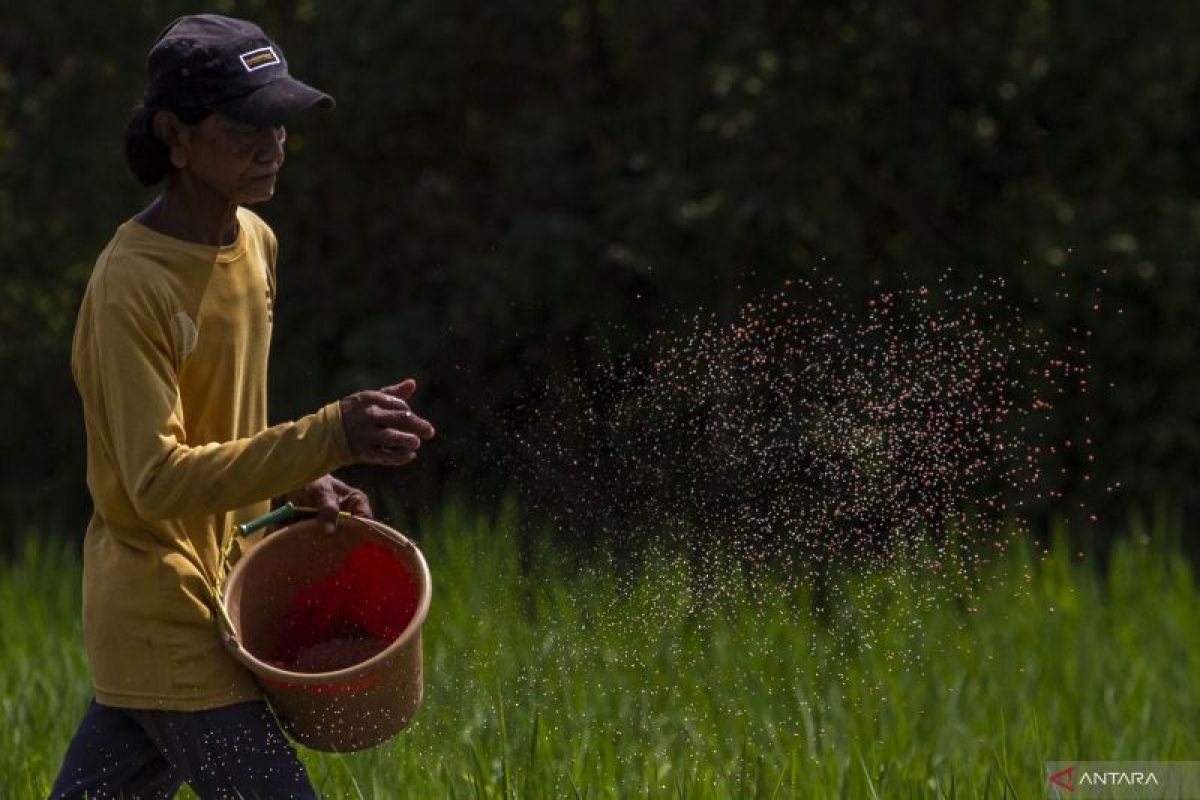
[{"xmin": 145, "ymin": 14, "xmax": 334, "ymax": 125}]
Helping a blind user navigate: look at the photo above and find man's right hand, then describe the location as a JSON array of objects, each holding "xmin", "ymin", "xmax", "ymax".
[{"xmin": 339, "ymin": 378, "xmax": 436, "ymax": 466}]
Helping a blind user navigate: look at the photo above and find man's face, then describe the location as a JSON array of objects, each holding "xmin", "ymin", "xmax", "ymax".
[{"xmin": 182, "ymin": 113, "xmax": 286, "ymax": 205}]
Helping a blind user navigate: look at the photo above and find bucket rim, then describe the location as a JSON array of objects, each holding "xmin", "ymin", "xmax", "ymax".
[{"xmin": 220, "ymin": 516, "xmax": 432, "ymax": 685}]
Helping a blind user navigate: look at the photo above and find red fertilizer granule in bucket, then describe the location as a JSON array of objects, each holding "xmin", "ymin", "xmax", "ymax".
[{"xmin": 271, "ymin": 540, "xmax": 420, "ymax": 672}]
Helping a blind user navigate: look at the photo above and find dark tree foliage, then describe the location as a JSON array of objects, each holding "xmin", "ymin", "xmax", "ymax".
[{"xmin": 1, "ymin": 1, "xmax": 1198, "ymax": 543}]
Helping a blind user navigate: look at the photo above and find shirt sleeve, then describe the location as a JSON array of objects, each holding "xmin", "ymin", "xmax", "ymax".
[{"xmin": 84, "ymin": 293, "xmax": 353, "ymax": 521}]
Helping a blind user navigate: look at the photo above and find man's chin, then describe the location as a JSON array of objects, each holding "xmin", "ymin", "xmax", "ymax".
[{"xmin": 240, "ymin": 188, "xmax": 276, "ymax": 205}]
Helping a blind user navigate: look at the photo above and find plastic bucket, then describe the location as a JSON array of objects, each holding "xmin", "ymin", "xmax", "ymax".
[{"xmin": 220, "ymin": 515, "xmax": 431, "ymax": 752}]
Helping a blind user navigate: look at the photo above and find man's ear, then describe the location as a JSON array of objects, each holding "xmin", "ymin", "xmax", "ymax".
[{"xmin": 152, "ymin": 110, "xmax": 190, "ymax": 169}]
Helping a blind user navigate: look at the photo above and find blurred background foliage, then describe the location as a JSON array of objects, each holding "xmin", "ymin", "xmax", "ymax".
[{"xmin": 2, "ymin": 0, "xmax": 1198, "ymax": 545}]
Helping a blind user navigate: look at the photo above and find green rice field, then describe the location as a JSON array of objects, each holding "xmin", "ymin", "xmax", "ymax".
[{"xmin": 1, "ymin": 504, "xmax": 1197, "ymax": 798}]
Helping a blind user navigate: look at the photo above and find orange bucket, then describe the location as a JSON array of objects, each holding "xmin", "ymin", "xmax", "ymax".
[{"xmin": 219, "ymin": 513, "xmax": 431, "ymax": 752}]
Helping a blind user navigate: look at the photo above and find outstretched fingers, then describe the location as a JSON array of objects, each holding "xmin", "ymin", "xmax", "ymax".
[
  {"xmin": 339, "ymin": 379, "xmax": 436, "ymax": 466},
  {"xmin": 365, "ymin": 397, "xmax": 435, "ymax": 441}
]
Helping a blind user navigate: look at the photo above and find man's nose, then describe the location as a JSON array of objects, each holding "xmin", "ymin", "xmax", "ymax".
[{"xmin": 257, "ymin": 127, "xmax": 286, "ymax": 163}]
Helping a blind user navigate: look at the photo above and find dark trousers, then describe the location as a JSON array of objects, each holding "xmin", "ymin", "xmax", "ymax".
[{"xmin": 49, "ymin": 699, "xmax": 316, "ymax": 799}]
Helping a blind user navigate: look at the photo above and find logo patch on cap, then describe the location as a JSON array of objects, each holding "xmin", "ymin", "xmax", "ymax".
[{"xmin": 239, "ymin": 46, "xmax": 280, "ymax": 72}]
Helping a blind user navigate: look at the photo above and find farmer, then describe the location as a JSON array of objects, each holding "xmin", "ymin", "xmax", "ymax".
[{"xmin": 49, "ymin": 14, "xmax": 434, "ymax": 799}]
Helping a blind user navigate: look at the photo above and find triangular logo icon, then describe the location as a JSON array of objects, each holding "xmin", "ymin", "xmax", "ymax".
[{"xmin": 1049, "ymin": 765, "xmax": 1075, "ymax": 791}]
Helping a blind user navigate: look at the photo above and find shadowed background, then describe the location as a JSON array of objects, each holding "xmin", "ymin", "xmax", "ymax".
[{"xmin": 3, "ymin": 0, "xmax": 1198, "ymax": 549}]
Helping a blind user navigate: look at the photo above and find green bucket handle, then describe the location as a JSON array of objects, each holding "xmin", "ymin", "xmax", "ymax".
[{"xmin": 235, "ymin": 501, "xmax": 353, "ymax": 537}]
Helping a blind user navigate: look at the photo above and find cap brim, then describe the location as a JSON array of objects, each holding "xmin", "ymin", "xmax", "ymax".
[{"xmin": 215, "ymin": 77, "xmax": 335, "ymax": 126}]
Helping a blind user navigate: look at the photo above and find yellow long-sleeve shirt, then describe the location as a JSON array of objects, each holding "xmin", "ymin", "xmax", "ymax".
[{"xmin": 71, "ymin": 207, "xmax": 353, "ymax": 710}]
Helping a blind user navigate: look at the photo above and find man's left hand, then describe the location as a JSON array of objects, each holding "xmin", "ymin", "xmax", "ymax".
[{"xmin": 285, "ymin": 475, "xmax": 371, "ymax": 534}]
